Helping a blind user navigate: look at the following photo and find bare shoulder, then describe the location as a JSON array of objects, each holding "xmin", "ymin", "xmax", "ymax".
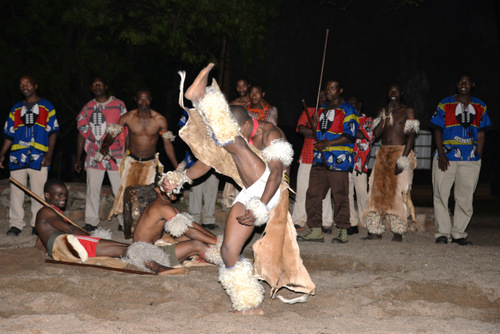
[
  {"xmin": 404, "ymin": 106, "xmax": 416, "ymax": 119},
  {"xmin": 263, "ymin": 124, "xmax": 286, "ymax": 145},
  {"xmin": 121, "ymin": 109, "xmax": 137, "ymax": 123}
]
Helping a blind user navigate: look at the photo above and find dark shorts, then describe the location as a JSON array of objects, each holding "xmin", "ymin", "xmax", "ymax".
[{"xmin": 159, "ymin": 244, "xmax": 180, "ymax": 267}]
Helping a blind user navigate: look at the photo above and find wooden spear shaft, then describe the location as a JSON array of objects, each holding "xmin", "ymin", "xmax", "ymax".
[
  {"xmin": 9, "ymin": 177, "xmax": 87, "ymax": 233},
  {"xmin": 315, "ymin": 29, "xmax": 330, "ymax": 114}
]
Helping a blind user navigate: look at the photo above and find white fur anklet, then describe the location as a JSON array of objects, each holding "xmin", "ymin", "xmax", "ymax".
[
  {"xmin": 164, "ymin": 212, "xmax": 194, "ymax": 237},
  {"xmin": 404, "ymin": 119, "xmax": 420, "ymax": 135},
  {"xmin": 388, "ymin": 215, "xmax": 409, "ymax": 234},
  {"xmin": 106, "ymin": 124, "xmax": 123, "ymax": 137},
  {"xmin": 261, "ymin": 139, "xmax": 294, "ymax": 167},
  {"xmin": 219, "ymin": 258, "xmax": 265, "ymax": 312},
  {"xmin": 124, "ymin": 242, "xmax": 171, "ymax": 271},
  {"xmin": 203, "ymin": 235, "xmax": 224, "ymax": 266},
  {"xmin": 364, "ymin": 212, "xmax": 385, "ymax": 235},
  {"xmin": 196, "ymin": 86, "xmax": 240, "ymax": 146},
  {"xmin": 396, "ymin": 156, "xmax": 411, "ymax": 170},
  {"xmin": 246, "ymin": 197, "xmax": 270, "ymax": 226}
]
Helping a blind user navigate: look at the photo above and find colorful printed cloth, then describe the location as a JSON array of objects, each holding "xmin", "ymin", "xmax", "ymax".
[
  {"xmin": 313, "ymin": 102, "xmax": 359, "ymax": 171},
  {"xmin": 178, "ymin": 109, "xmax": 196, "ymax": 167},
  {"xmin": 296, "ymin": 107, "xmax": 324, "ymax": 164},
  {"xmin": 353, "ymin": 114, "xmax": 374, "ymax": 174},
  {"xmin": 76, "ymin": 97, "xmax": 127, "ymax": 170},
  {"xmin": 3, "ymin": 98, "xmax": 59, "ymax": 170},
  {"xmin": 245, "ymin": 102, "xmax": 278, "ymax": 125},
  {"xmin": 430, "ymin": 96, "xmax": 491, "ymax": 161}
]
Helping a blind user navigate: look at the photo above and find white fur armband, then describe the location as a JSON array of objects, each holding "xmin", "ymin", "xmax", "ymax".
[
  {"xmin": 162, "ymin": 130, "xmax": 176, "ymax": 142},
  {"xmin": 246, "ymin": 197, "xmax": 270, "ymax": 226},
  {"xmin": 203, "ymin": 235, "xmax": 224, "ymax": 266},
  {"xmin": 372, "ymin": 115, "xmax": 383, "ymax": 129},
  {"xmin": 261, "ymin": 139, "xmax": 294, "ymax": 167},
  {"xmin": 396, "ymin": 156, "xmax": 411, "ymax": 170},
  {"xmin": 404, "ymin": 119, "xmax": 420, "ymax": 135},
  {"xmin": 164, "ymin": 212, "xmax": 194, "ymax": 237},
  {"xmin": 158, "ymin": 168, "xmax": 193, "ymax": 194},
  {"xmin": 106, "ymin": 124, "xmax": 123, "ymax": 137}
]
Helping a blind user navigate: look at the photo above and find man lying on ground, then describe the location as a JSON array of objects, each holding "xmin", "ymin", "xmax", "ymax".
[{"xmin": 34, "ymin": 178, "xmax": 210, "ymax": 275}]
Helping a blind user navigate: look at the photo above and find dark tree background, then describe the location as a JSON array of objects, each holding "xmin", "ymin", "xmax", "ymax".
[{"xmin": 0, "ymin": 0, "xmax": 499, "ymax": 192}]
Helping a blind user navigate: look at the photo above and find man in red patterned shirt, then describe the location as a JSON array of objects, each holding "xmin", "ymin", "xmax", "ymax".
[
  {"xmin": 75, "ymin": 77, "xmax": 127, "ymax": 232},
  {"xmin": 292, "ymin": 91, "xmax": 333, "ymax": 234}
]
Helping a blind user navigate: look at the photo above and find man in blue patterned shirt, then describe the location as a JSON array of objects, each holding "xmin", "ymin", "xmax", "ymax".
[
  {"xmin": 0, "ymin": 75, "xmax": 59, "ymax": 236},
  {"xmin": 431, "ymin": 73, "xmax": 491, "ymax": 246},
  {"xmin": 298, "ymin": 80, "xmax": 359, "ymax": 243}
]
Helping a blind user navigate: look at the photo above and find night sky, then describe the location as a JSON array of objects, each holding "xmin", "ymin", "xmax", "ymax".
[{"xmin": 1, "ymin": 0, "xmax": 499, "ymax": 186}]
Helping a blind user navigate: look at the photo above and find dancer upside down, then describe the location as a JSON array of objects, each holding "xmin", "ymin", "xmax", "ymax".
[{"xmin": 161, "ymin": 63, "xmax": 297, "ymax": 315}]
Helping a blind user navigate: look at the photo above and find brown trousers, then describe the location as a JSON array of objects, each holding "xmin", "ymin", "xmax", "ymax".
[{"xmin": 305, "ymin": 166, "xmax": 350, "ymax": 229}]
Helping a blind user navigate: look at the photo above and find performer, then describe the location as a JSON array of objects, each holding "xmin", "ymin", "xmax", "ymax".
[
  {"xmin": 245, "ymin": 85, "xmax": 278, "ymax": 125},
  {"xmin": 431, "ymin": 73, "xmax": 491, "ymax": 245},
  {"xmin": 133, "ymin": 180, "xmax": 222, "ymax": 266},
  {"xmin": 162, "ymin": 63, "xmax": 311, "ymax": 314},
  {"xmin": 362, "ymin": 84, "xmax": 419, "ymax": 242},
  {"xmin": 75, "ymin": 77, "xmax": 127, "ymax": 232},
  {"xmin": 34, "ymin": 179, "xmax": 187, "ymax": 275},
  {"xmin": 347, "ymin": 96, "xmax": 373, "ymax": 235},
  {"xmin": 229, "ymin": 77, "xmax": 251, "ymax": 107},
  {"xmin": 100, "ymin": 88, "xmax": 178, "ymax": 222},
  {"xmin": 1, "ymin": 75, "xmax": 59, "ymax": 236}
]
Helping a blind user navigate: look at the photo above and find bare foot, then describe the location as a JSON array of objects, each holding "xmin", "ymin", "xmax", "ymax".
[
  {"xmin": 156, "ymin": 267, "xmax": 188, "ymax": 276},
  {"xmin": 232, "ymin": 307, "xmax": 264, "ymax": 315},
  {"xmin": 185, "ymin": 63, "xmax": 215, "ymax": 104}
]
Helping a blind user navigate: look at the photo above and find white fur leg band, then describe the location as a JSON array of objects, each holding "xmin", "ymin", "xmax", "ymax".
[
  {"xmin": 203, "ymin": 235, "xmax": 224, "ymax": 266},
  {"xmin": 162, "ymin": 130, "xmax": 176, "ymax": 142},
  {"xmin": 246, "ymin": 197, "xmax": 270, "ymax": 226},
  {"xmin": 396, "ymin": 155, "xmax": 411, "ymax": 170},
  {"xmin": 261, "ymin": 138, "xmax": 294, "ymax": 167},
  {"xmin": 219, "ymin": 258, "xmax": 264, "ymax": 312},
  {"xmin": 364, "ymin": 211, "xmax": 385, "ymax": 235},
  {"xmin": 196, "ymin": 86, "xmax": 240, "ymax": 146},
  {"xmin": 90, "ymin": 227, "xmax": 112, "ymax": 240},
  {"xmin": 164, "ymin": 212, "xmax": 194, "ymax": 237},
  {"xmin": 404, "ymin": 119, "xmax": 420, "ymax": 135},
  {"xmin": 125, "ymin": 242, "xmax": 171, "ymax": 271},
  {"xmin": 106, "ymin": 124, "xmax": 123, "ymax": 137},
  {"xmin": 388, "ymin": 214, "xmax": 409, "ymax": 234}
]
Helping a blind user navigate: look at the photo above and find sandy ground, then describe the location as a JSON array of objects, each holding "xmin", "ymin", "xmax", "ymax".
[{"xmin": 0, "ymin": 208, "xmax": 499, "ymax": 334}]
